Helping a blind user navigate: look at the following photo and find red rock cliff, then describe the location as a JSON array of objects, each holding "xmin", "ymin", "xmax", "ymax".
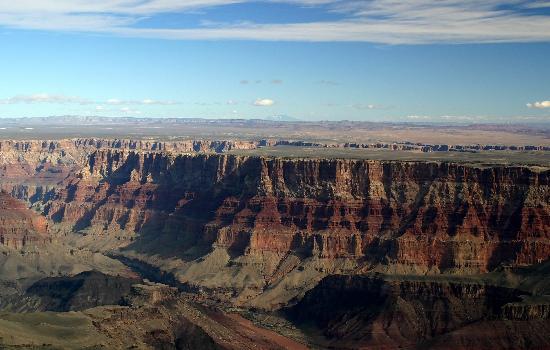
[
  {"xmin": 31, "ymin": 148, "xmax": 549, "ymax": 272},
  {"xmin": 0, "ymin": 192, "xmax": 49, "ymax": 249}
]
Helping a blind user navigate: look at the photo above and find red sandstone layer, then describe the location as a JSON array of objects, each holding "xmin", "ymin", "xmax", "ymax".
[
  {"xmin": 0, "ymin": 143, "xmax": 541, "ymax": 272},
  {"xmin": 0, "ymin": 192, "xmax": 49, "ymax": 249}
]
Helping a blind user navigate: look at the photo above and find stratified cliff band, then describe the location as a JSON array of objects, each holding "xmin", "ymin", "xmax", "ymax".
[{"xmin": 0, "ymin": 138, "xmax": 548, "ymax": 349}]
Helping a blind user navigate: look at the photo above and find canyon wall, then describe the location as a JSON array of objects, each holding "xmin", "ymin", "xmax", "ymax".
[
  {"xmin": 0, "ymin": 138, "xmax": 548, "ymax": 348},
  {"xmin": 0, "ymin": 192, "xmax": 49, "ymax": 249},
  {"xmin": 1, "ymin": 141, "xmax": 546, "ymax": 273}
]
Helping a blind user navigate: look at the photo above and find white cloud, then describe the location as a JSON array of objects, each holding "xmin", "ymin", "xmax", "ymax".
[
  {"xmin": 106, "ymin": 98, "xmax": 122, "ymax": 105},
  {"xmin": 106, "ymin": 98, "xmax": 177, "ymax": 105},
  {"xmin": 407, "ymin": 115, "xmax": 490, "ymax": 122},
  {"xmin": 253, "ymin": 98, "xmax": 275, "ymax": 106},
  {"xmin": 0, "ymin": 93, "xmax": 91, "ymax": 104},
  {"xmin": 0, "ymin": 93, "xmax": 178, "ymax": 106},
  {"xmin": 438, "ymin": 115, "xmax": 483, "ymax": 121},
  {"xmin": 527, "ymin": 100, "xmax": 550, "ymax": 109},
  {"xmin": 120, "ymin": 106, "xmax": 141, "ymax": 114},
  {"xmin": 240, "ymin": 79, "xmax": 282, "ymax": 85},
  {"xmin": 140, "ymin": 98, "xmax": 176, "ymax": 105},
  {"xmin": 0, "ymin": 1, "xmax": 549, "ymax": 44},
  {"xmin": 407, "ymin": 115, "xmax": 431, "ymax": 120},
  {"xmin": 351, "ymin": 103, "xmax": 386, "ymax": 110}
]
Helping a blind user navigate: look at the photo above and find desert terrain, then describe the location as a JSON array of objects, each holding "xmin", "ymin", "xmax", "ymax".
[{"xmin": 0, "ymin": 118, "xmax": 547, "ymax": 349}]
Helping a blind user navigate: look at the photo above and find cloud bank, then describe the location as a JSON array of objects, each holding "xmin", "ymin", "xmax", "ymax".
[{"xmin": 0, "ymin": 1, "xmax": 549, "ymax": 44}]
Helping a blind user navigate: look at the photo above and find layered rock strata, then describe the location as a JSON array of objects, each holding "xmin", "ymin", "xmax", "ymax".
[
  {"xmin": 12, "ymin": 147, "xmax": 547, "ymax": 273},
  {"xmin": 0, "ymin": 192, "xmax": 49, "ymax": 248}
]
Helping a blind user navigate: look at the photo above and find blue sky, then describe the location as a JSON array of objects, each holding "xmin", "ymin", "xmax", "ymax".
[{"xmin": 0, "ymin": 0, "xmax": 550, "ymax": 122}]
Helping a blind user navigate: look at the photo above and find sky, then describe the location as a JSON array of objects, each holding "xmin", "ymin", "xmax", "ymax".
[{"xmin": 0, "ymin": 0, "xmax": 550, "ymax": 123}]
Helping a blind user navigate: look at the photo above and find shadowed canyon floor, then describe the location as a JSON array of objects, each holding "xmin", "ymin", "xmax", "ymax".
[{"xmin": 0, "ymin": 133, "xmax": 548, "ymax": 349}]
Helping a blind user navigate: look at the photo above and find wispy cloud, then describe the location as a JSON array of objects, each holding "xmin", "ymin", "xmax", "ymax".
[
  {"xmin": 0, "ymin": 1, "xmax": 549, "ymax": 44},
  {"xmin": 0, "ymin": 93, "xmax": 92, "ymax": 105},
  {"xmin": 241, "ymin": 79, "xmax": 282, "ymax": 84},
  {"xmin": 527, "ymin": 100, "xmax": 550, "ymax": 109},
  {"xmin": 107, "ymin": 98, "xmax": 178, "ymax": 105},
  {"xmin": 351, "ymin": 103, "xmax": 387, "ymax": 110},
  {"xmin": 407, "ymin": 115, "xmax": 431, "ymax": 120},
  {"xmin": 120, "ymin": 106, "xmax": 141, "ymax": 114},
  {"xmin": 407, "ymin": 115, "xmax": 490, "ymax": 122},
  {"xmin": 253, "ymin": 98, "xmax": 275, "ymax": 106},
  {"xmin": 0, "ymin": 93, "xmax": 177, "ymax": 106}
]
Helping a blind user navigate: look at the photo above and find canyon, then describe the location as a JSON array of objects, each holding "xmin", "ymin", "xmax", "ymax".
[{"xmin": 0, "ymin": 137, "xmax": 548, "ymax": 349}]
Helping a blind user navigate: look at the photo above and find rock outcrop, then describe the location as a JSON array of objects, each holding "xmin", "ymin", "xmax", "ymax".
[
  {"xmin": 28, "ymin": 148, "xmax": 549, "ymax": 273},
  {"xmin": 0, "ymin": 192, "xmax": 49, "ymax": 248},
  {"xmin": 288, "ymin": 274, "xmax": 550, "ymax": 349},
  {"xmin": 26, "ymin": 270, "xmax": 140, "ymax": 311}
]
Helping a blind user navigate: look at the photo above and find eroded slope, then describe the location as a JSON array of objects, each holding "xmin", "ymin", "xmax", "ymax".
[{"xmin": 0, "ymin": 138, "xmax": 548, "ymax": 349}]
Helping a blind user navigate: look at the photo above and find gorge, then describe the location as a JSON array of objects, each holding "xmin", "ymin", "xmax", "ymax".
[{"xmin": 0, "ymin": 138, "xmax": 548, "ymax": 349}]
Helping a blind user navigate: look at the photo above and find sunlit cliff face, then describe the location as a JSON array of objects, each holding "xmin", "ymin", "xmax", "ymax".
[{"xmin": 1, "ymin": 139, "xmax": 548, "ymax": 274}]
